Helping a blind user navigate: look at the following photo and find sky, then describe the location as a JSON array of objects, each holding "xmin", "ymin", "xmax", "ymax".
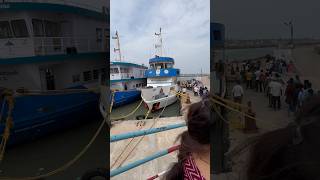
[
  {"xmin": 110, "ymin": 0, "xmax": 210, "ymax": 74},
  {"xmin": 213, "ymin": 0, "xmax": 320, "ymax": 39}
]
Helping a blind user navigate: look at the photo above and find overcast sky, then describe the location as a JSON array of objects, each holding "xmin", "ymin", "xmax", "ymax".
[
  {"xmin": 213, "ymin": 0, "xmax": 320, "ymax": 39},
  {"xmin": 111, "ymin": 0, "xmax": 210, "ymax": 74}
]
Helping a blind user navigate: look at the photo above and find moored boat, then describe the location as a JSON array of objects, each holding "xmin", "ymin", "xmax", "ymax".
[
  {"xmin": 109, "ymin": 31, "xmax": 147, "ymax": 108},
  {"xmin": 141, "ymin": 28, "xmax": 180, "ymax": 111},
  {"xmin": 0, "ymin": 0, "xmax": 108, "ymax": 145}
]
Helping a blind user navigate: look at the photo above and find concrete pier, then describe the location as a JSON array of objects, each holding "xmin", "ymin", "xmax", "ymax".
[
  {"xmin": 110, "ymin": 76, "xmax": 209, "ymax": 180},
  {"xmin": 215, "ymin": 46, "xmax": 320, "ymax": 179}
]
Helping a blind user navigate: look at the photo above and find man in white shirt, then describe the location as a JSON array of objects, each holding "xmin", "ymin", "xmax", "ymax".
[
  {"xmin": 232, "ymin": 81, "xmax": 244, "ymax": 107},
  {"xmin": 194, "ymin": 85, "xmax": 199, "ymax": 96},
  {"xmin": 270, "ymin": 78, "xmax": 283, "ymax": 110}
]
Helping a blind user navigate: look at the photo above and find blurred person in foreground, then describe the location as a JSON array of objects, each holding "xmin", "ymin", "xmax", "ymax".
[
  {"xmin": 247, "ymin": 95, "xmax": 320, "ymax": 180},
  {"xmin": 164, "ymin": 96, "xmax": 214, "ymax": 180}
]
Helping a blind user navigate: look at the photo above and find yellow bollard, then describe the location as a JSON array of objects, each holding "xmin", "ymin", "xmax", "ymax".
[{"xmin": 185, "ymin": 93, "xmax": 191, "ymax": 104}]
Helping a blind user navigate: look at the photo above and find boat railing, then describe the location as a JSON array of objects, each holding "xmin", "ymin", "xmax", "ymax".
[
  {"xmin": 0, "ymin": 36, "xmax": 107, "ymax": 58},
  {"xmin": 33, "ymin": 36, "xmax": 107, "ymax": 56},
  {"xmin": 7, "ymin": 0, "xmax": 106, "ymax": 13},
  {"xmin": 120, "ymin": 73, "xmax": 136, "ymax": 79}
]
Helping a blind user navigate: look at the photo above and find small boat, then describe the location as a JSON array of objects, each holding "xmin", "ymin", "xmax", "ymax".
[
  {"xmin": 110, "ymin": 31, "xmax": 148, "ymax": 108},
  {"xmin": 141, "ymin": 28, "xmax": 180, "ymax": 111},
  {"xmin": 0, "ymin": 0, "xmax": 108, "ymax": 145}
]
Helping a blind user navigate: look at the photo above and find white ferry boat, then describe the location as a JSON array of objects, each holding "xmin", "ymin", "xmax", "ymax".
[
  {"xmin": 141, "ymin": 28, "xmax": 180, "ymax": 111},
  {"xmin": 110, "ymin": 31, "xmax": 147, "ymax": 107},
  {"xmin": 0, "ymin": 0, "xmax": 108, "ymax": 145}
]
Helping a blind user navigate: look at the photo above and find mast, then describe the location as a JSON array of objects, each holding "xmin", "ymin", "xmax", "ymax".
[
  {"xmin": 112, "ymin": 31, "xmax": 122, "ymax": 61},
  {"xmin": 154, "ymin": 27, "xmax": 163, "ymax": 57}
]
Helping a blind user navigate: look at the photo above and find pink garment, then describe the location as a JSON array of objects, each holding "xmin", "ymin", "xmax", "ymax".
[{"xmin": 183, "ymin": 155, "xmax": 206, "ymax": 180}]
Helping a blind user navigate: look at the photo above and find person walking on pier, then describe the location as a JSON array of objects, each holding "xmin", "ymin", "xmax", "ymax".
[
  {"xmin": 270, "ymin": 74, "xmax": 283, "ymax": 110},
  {"xmin": 285, "ymin": 78, "xmax": 295, "ymax": 116},
  {"xmin": 245, "ymin": 70, "xmax": 253, "ymax": 89},
  {"xmin": 232, "ymin": 81, "xmax": 244, "ymax": 107},
  {"xmin": 294, "ymin": 75, "xmax": 302, "ymax": 86},
  {"xmin": 194, "ymin": 85, "xmax": 199, "ymax": 96},
  {"xmin": 254, "ymin": 69, "xmax": 261, "ymax": 92},
  {"xmin": 164, "ymin": 97, "xmax": 211, "ymax": 180}
]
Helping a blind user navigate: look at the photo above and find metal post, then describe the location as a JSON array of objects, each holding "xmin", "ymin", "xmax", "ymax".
[
  {"xmin": 110, "ymin": 123, "xmax": 186, "ymax": 142},
  {"xmin": 211, "ymin": 23, "xmax": 229, "ymax": 175}
]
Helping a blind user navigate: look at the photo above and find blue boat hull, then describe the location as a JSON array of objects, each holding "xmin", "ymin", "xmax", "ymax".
[
  {"xmin": 113, "ymin": 90, "xmax": 141, "ymax": 108},
  {"xmin": 0, "ymin": 92, "xmax": 101, "ymax": 146}
]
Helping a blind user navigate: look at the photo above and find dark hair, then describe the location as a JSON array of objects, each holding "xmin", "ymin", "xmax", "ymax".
[
  {"xmin": 164, "ymin": 97, "xmax": 214, "ymax": 180},
  {"xmin": 247, "ymin": 95, "xmax": 320, "ymax": 180}
]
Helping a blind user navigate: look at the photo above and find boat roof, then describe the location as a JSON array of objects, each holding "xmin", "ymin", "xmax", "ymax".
[
  {"xmin": 149, "ymin": 56, "xmax": 174, "ymax": 64},
  {"xmin": 0, "ymin": 2, "xmax": 107, "ymax": 20},
  {"xmin": 110, "ymin": 61, "xmax": 147, "ymax": 69}
]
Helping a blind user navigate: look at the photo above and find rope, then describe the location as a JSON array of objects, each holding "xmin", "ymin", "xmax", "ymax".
[
  {"xmin": 210, "ymin": 97, "xmax": 279, "ymax": 129},
  {"xmin": 110, "ymin": 100, "xmax": 143, "ymax": 120},
  {"xmin": 109, "ymin": 92, "xmax": 115, "ymax": 113},
  {"xmin": 110, "ymin": 108, "xmax": 152, "ymax": 169},
  {"xmin": 111, "ymin": 92, "xmax": 172, "ymax": 170},
  {"xmin": 0, "ymin": 113, "xmax": 106, "ymax": 180},
  {"xmin": 0, "ymin": 100, "xmax": 5, "ymax": 123},
  {"xmin": 0, "ymin": 95, "xmax": 14, "ymax": 163}
]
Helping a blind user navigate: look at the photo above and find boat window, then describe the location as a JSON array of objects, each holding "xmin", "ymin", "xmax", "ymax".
[
  {"xmin": 72, "ymin": 74, "xmax": 80, "ymax": 82},
  {"xmin": 11, "ymin": 19, "xmax": 29, "ymax": 38},
  {"xmin": 110, "ymin": 68, "xmax": 119, "ymax": 73},
  {"xmin": 32, "ymin": 19, "xmax": 44, "ymax": 37},
  {"xmin": 83, "ymin": 71, "xmax": 92, "ymax": 81},
  {"xmin": 93, "ymin": 69, "xmax": 99, "ymax": 80},
  {"xmin": 167, "ymin": 63, "xmax": 173, "ymax": 68},
  {"xmin": 120, "ymin": 68, "xmax": 129, "ymax": 73},
  {"xmin": 44, "ymin": 21, "xmax": 61, "ymax": 37},
  {"xmin": 0, "ymin": 21, "xmax": 12, "ymax": 39}
]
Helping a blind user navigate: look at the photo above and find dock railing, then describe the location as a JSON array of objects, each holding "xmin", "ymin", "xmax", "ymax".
[{"xmin": 109, "ymin": 122, "xmax": 186, "ymax": 178}]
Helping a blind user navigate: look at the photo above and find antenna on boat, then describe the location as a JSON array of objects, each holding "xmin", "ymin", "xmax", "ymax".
[
  {"xmin": 112, "ymin": 31, "xmax": 122, "ymax": 61},
  {"xmin": 154, "ymin": 27, "xmax": 163, "ymax": 57}
]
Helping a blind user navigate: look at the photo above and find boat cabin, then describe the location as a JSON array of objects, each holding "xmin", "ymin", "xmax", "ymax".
[{"xmin": 0, "ymin": 1, "xmax": 109, "ymax": 90}]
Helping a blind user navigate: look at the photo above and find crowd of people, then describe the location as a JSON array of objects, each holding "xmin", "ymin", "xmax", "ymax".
[
  {"xmin": 181, "ymin": 79, "xmax": 209, "ymax": 97},
  {"xmin": 230, "ymin": 55, "xmax": 317, "ymax": 116}
]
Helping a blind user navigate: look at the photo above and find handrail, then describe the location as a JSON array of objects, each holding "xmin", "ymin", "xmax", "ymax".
[
  {"xmin": 110, "ymin": 145, "xmax": 180, "ymax": 177},
  {"xmin": 110, "ymin": 123, "xmax": 186, "ymax": 142}
]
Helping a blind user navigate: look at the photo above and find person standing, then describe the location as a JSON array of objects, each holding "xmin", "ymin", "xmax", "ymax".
[
  {"xmin": 232, "ymin": 81, "xmax": 244, "ymax": 109},
  {"xmin": 294, "ymin": 75, "xmax": 302, "ymax": 86},
  {"xmin": 285, "ymin": 78, "xmax": 295, "ymax": 116},
  {"xmin": 254, "ymin": 69, "xmax": 261, "ymax": 92},
  {"xmin": 199, "ymin": 86, "xmax": 203, "ymax": 97},
  {"xmin": 245, "ymin": 71, "xmax": 253, "ymax": 89},
  {"xmin": 270, "ymin": 77, "xmax": 283, "ymax": 111},
  {"xmin": 194, "ymin": 85, "xmax": 199, "ymax": 96}
]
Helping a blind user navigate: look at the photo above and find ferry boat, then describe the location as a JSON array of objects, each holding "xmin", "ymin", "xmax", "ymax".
[
  {"xmin": 141, "ymin": 28, "xmax": 180, "ymax": 111},
  {"xmin": 0, "ymin": 0, "xmax": 108, "ymax": 145},
  {"xmin": 110, "ymin": 31, "xmax": 147, "ymax": 108}
]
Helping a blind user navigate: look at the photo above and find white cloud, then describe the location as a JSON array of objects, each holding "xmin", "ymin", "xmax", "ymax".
[{"xmin": 111, "ymin": 0, "xmax": 210, "ymax": 73}]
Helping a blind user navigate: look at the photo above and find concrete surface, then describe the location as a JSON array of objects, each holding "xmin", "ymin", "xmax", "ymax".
[{"xmin": 109, "ymin": 76, "xmax": 209, "ymax": 180}]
